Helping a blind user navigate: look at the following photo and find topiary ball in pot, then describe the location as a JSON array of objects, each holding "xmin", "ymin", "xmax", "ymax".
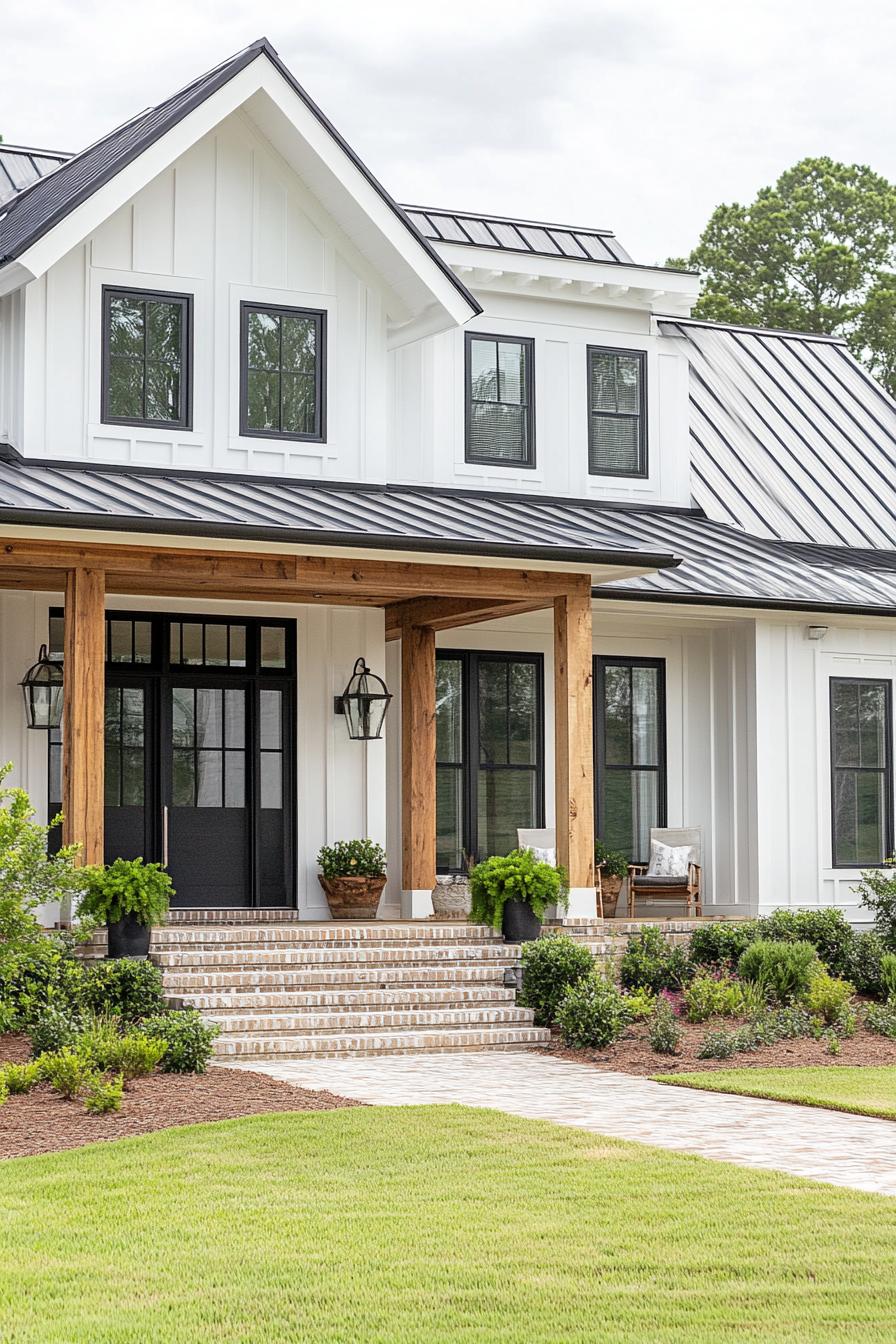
[
  {"xmin": 79, "ymin": 858, "xmax": 173, "ymax": 958},
  {"xmin": 317, "ymin": 839, "xmax": 387, "ymax": 919}
]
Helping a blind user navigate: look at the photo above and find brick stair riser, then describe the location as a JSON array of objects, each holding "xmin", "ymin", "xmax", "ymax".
[
  {"xmin": 162, "ymin": 966, "xmax": 513, "ymax": 991},
  {"xmin": 83, "ymin": 923, "xmax": 503, "ymax": 951},
  {"xmin": 213, "ymin": 1026, "xmax": 550, "ymax": 1058},
  {"xmin": 205, "ymin": 1007, "xmax": 535, "ymax": 1034},
  {"xmin": 178, "ymin": 987, "xmax": 517, "ymax": 1011},
  {"xmin": 153, "ymin": 946, "xmax": 520, "ymax": 969}
]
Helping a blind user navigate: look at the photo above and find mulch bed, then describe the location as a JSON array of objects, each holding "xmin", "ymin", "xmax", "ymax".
[
  {"xmin": 0, "ymin": 1033, "xmax": 358, "ymax": 1160},
  {"xmin": 540, "ymin": 1018, "xmax": 896, "ymax": 1075}
]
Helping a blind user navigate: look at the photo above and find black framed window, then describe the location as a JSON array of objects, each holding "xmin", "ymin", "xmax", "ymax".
[
  {"xmin": 101, "ymin": 287, "xmax": 191, "ymax": 428},
  {"xmin": 465, "ymin": 333, "xmax": 534, "ymax": 467},
  {"xmin": 436, "ymin": 650, "xmax": 544, "ymax": 871},
  {"xmin": 830, "ymin": 677, "xmax": 893, "ymax": 867},
  {"xmin": 594, "ymin": 657, "xmax": 666, "ymax": 863},
  {"xmin": 240, "ymin": 302, "xmax": 325, "ymax": 441},
  {"xmin": 587, "ymin": 346, "xmax": 646, "ymax": 477}
]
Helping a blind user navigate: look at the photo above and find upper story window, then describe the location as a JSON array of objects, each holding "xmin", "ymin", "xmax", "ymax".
[
  {"xmin": 587, "ymin": 346, "xmax": 646, "ymax": 477},
  {"xmin": 240, "ymin": 303, "xmax": 326, "ymax": 442},
  {"xmin": 102, "ymin": 287, "xmax": 192, "ymax": 429},
  {"xmin": 465, "ymin": 333, "xmax": 534, "ymax": 467}
]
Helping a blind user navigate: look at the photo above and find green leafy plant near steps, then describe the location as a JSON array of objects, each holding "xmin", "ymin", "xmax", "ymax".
[
  {"xmin": 317, "ymin": 839, "xmax": 386, "ymax": 879},
  {"xmin": 737, "ymin": 939, "xmax": 819, "ymax": 1003},
  {"xmin": 519, "ymin": 934, "xmax": 594, "ymax": 1026},
  {"xmin": 141, "ymin": 1010, "xmax": 220, "ymax": 1074},
  {"xmin": 468, "ymin": 849, "xmax": 566, "ymax": 931},
  {"xmin": 78, "ymin": 857, "xmax": 173, "ymax": 927},
  {"xmin": 647, "ymin": 999, "xmax": 683, "ymax": 1055},
  {"xmin": 556, "ymin": 973, "xmax": 630, "ymax": 1049},
  {"xmin": 1, "ymin": 1061, "xmax": 41, "ymax": 1094},
  {"xmin": 79, "ymin": 959, "xmax": 166, "ymax": 1022},
  {"xmin": 619, "ymin": 926, "xmax": 692, "ymax": 994}
]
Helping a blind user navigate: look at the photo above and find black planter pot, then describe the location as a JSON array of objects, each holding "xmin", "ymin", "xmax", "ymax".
[
  {"xmin": 501, "ymin": 899, "xmax": 542, "ymax": 944},
  {"xmin": 107, "ymin": 914, "xmax": 152, "ymax": 959}
]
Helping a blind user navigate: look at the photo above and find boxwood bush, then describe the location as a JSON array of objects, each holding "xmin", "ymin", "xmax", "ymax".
[
  {"xmin": 518, "ymin": 934, "xmax": 594, "ymax": 1026},
  {"xmin": 556, "ymin": 973, "xmax": 630, "ymax": 1050},
  {"xmin": 619, "ymin": 927, "xmax": 692, "ymax": 993},
  {"xmin": 141, "ymin": 1010, "xmax": 220, "ymax": 1074},
  {"xmin": 80, "ymin": 959, "xmax": 166, "ymax": 1022}
]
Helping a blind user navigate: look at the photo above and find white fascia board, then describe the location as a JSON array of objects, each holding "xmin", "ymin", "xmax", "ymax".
[
  {"xmin": 434, "ymin": 241, "xmax": 700, "ymax": 307},
  {"xmin": 0, "ymin": 259, "xmax": 36, "ymax": 299},
  {"xmin": 9, "ymin": 56, "xmax": 478, "ymax": 327}
]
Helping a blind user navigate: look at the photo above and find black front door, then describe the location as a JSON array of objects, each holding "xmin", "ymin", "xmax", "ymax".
[{"xmin": 50, "ymin": 611, "xmax": 296, "ymax": 908}]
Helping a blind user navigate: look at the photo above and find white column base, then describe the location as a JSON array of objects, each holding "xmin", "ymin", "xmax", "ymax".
[
  {"xmin": 401, "ymin": 888, "xmax": 434, "ymax": 919},
  {"xmin": 563, "ymin": 886, "xmax": 598, "ymax": 920}
]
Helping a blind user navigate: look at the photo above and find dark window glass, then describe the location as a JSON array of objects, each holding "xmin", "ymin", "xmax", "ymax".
[
  {"xmin": 241, "ymin": 304, "xmax": 325, "ymax": 440},
  {"xmin": 466, "ymin": 334, "xmax": 534, "ymax": 466},
  {"xmin": 171, "ymin": 685, "xmax": 246, "ymax": 810},
  {"xmin": 168, "ymin": 622, "xmax": 252, "ymax": 670},
  {"xmin": 831, "ymin": 678, "xmax": 892, "ymax": 867},
  {"xmin": 595, "ymin": 658, "xmax": 666, "ymax": 863},
  {"xmin": 104, "ymin": 686, "xmax": 145, "ymax": 807},
  {"xmin": 435, "ymin": 651, "xmax": 543, "ymax": 871},
  {"xmin": 102, "ymin": 288, "xmax": 191, "ymax": 428},
  {"xmin": 587, "ymin": 347, "xmax": 646, "ymax": 476}
]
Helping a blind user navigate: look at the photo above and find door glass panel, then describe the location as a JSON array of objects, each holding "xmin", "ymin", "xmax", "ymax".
[
  {"xmin": 181, "ymin": 623, "xmax": 203, "ymax": 665},
  {"xmin": 172, "ymin": 750, "xmax": 194, "ymax": 806},
  {"xmin": 478, "ymin": 662, "xmax": 509, "ymax": 765},
  {"xmin": 196, "ymin": 689, "xmax": 222, "ymax": 748},
  {"xmin": 171, "ymin": 687, "xmax": 194, "ymax": 747},
  {"xmin": 509, "ymin": 662, "xmax": 537, "ymax": 766},
  {"xmin": 260, "ymin": 753, "xmax": 282, "ymax": 809},
  {"xmin": 225, "ymin": 689, "xmax": 245, "ymax": 747},
  {"xmin": 225, "ymin": 751, "xmax": 246, "ymax": 807},
  {"xmin": 205, "ymin": 624, "xmax": 228, "ymax": 667},
  {"xmin": 229, "ymin": 625, "xmax": 247, "ymax": 668},
  {"xmin": 260, "ymin": 690, "xmax": 282, "ymax": 751},
  {"xmin": 477, "ymin": 768, "xmax": 536, "ymax": 859},
  {"xmin": 134, "ymin": 621, "xmax": 152, "ymax": 664},
  {"xmin": 632, "ymin": 666, "xmax": 659, "ymax": 766},
  {"xmin": 197, "ymin": 750, "xmax": 222, "ymax": 807},
  {"xmin": 260, "ymin": 627, "xmax": 286, "ymax": 669},
  {"xmin": 109, "ymin": 620, "xmax": 133, "ymax": 663},
  {"xmin": 104, "ymin": 685, "xmax": 145, "ymax": 807},
  {"xmin": 603, "ymin": 666, "xmax": 631, "ymax": 765}
]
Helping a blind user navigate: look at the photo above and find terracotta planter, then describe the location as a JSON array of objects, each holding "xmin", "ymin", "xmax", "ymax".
[
  {"xmin": 600, "ymin": 875, "xmax": 623, "ymax": 919},
  {"xmin": 318, "ymin": 874, "xmax": 386, "ymax": 920}
]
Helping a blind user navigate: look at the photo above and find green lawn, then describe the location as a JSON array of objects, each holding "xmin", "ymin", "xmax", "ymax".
[
  {"xmin": 2, "ymin": 1105, "xmax": 896, "ymax": 1343},
  {"xmin": 654, "ymin": 1066, "xmax": 896, "ymax": 1121}
]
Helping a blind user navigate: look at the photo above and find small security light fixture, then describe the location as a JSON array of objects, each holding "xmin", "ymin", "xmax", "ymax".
[
  {"xmin": 20, "ymin": 645, "xmax": 63, "ymax": 730},
  {"xmin": 334, "ymin": 657, "xmax": 392, "ymax": 740},
  {"xmin": 806, "ymin": 625, "xmax": 829, "ymax": 641}
]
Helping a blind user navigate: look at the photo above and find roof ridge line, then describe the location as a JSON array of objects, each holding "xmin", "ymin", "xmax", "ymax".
[{"xmin": 403, "ymin": 204, "xmax": 616, "ymax": 237}]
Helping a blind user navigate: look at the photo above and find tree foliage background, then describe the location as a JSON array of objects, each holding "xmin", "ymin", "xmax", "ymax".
[{"xmin": 669, "ymin": 157, "xmax": 896, "ymax": 395}]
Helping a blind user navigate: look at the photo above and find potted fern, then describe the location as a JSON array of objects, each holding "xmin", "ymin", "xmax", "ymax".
[
  {"xmin": 595, "ymin": 839, "xmax": 628, "ymax": 918},
  {"xmin": 469, "ymin": 849, "xmax": 567, "ymax": 943},
  {"xmin": 317, "ymin": 839, "xmax": 387, "ymax": 919},
  {"xmin": 79, "ymin": 857, "xmax": 173, "ymax": 958}
]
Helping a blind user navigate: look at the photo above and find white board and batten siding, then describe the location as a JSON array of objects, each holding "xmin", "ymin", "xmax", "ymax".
[{"xmin": 14, "ymin": 112, "xmax": 388, "ymax": 482}]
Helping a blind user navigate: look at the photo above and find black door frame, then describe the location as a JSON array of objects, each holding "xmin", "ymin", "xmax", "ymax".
[{"xmin": 49, "ymin": 609, "xmax": 297, "ymax": 908}]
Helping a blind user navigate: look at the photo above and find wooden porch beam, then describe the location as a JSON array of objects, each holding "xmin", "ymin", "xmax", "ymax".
[
  {"xmin": 553, "ymin": 579, "xmax": 596, "ymax": 916},
  {"xmin": 62, "ymin": 567, "xmax": 105, "ymax": 869},
  {"xmin": 0, "ymin": 538, "xmax": 587, "ymax": 602},
  {"xmin": 401, "ymin": 624, "xmax": 436, "ymax": 918},
  {"xmin": 384, "ymin": 596, "xmax": 552, "ymax": 640}
]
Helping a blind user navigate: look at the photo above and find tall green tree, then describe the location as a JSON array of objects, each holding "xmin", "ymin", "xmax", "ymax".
[{"xmin": 670, "ymin": 157, "xmax": 896, "ymax": 394}]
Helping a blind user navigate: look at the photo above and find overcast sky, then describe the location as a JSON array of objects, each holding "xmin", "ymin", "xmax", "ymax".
[{"xmin": 4, "ymin": 0, "xmax": 895, "ymax": 264}]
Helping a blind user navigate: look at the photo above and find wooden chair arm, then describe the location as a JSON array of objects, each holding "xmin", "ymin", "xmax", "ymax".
[{"xmin": 628, "ymin": 864, "xmax": 647, "ymax": 877}]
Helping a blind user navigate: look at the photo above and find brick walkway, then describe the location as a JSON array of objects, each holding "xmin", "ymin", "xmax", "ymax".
[{"xmin": 232, "ymin": 1052, "xmax": 896, "ymax": 1196}]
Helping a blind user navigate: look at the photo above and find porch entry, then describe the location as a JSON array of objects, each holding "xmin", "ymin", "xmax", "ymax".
[{"xmin": 49, "ymin": 612, "xmax": 296, "ymax": 907}]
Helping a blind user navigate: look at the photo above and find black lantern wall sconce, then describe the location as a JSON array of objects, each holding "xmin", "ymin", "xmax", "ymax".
[
  {"xmin": 334, "ymin": 658, "xmax": 392, "ymax": 740},
  {"xmin": 20, "ymin": 645, "xmax": 64, "ymax": 730}
]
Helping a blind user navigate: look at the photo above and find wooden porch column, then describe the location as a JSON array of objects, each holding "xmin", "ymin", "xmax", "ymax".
[
  {"xmin": 401, "ymin": 622, "xmax": 436, "ymax": 918},
  {"xmin": 62, "ymin": 567, "xmax": 105, "ymax": 867},
  {"xmin": 554, "ymin": 581, "xmax": 596, "ymax": 919}
]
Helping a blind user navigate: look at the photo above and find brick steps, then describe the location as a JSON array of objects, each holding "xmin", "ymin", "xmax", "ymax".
[
  {"xmin": 153, "ymin": 945, "xmax": 516, "ymax": 970},
  {"xmin": 214, "ymin": 1026, "xmax": 548, "ymax": 1059},
  {"xmin": 204, "ymin": 1005, "xmax": 535, "ymax": 1035},
  {"xmin": 184, "ymin": 986, "xmax": 517, "ymax": 1011},
  {"xmin": 163, "ymin": 964, "xmax": 512, "ymax": 991}
]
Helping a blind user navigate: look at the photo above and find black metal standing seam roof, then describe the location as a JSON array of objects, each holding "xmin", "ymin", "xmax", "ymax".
[
  {"xmin": 659, "ymin": 318, "xmax": 896, "ymax": 550},
  {"xmin": 403, "ymin": 207, "xmax": 634, "ymax": 266},
  {"xmin": 0, "ymin": 458, "xmax": 895, "ymax": 614},
  {"xmin": 0, "ymin": 40, "xmax": 480, "ymax": 316},
  {"xmin": 0, "ymin": 146, "xmax": 69, "ymax": 208}
]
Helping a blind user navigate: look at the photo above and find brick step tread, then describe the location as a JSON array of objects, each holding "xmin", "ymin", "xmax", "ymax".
[
  {"xmin": 213, "ymin": 1026, "xmax": 550, "ymax": 1057},
  {"xmin": 204, "ymin": 1006, "xmax": 536, "ymax": 1034},
  {"xmin": 146, "ymin": 938, "xmax": 505, "ymax": 954},
  {"xmin": 161, "ymin": 967, "xmax": 511, "ymax": 990},
  {"xmin": 174, "ymin": 987, "xmax": 517, "ymax": 1011},
  {"xmin": 84, "ymin": 923, "xmax": 501, "ymax": 947},
  {"xmin": 153, "ymin": 946, "xmax": 519, "ymax": 968}
]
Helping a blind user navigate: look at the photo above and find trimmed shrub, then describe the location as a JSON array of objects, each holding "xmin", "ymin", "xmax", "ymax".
[
  {"xmin": 556, "ymin": 974, "xmax": 630, "ymax": 1050},
  {"xmin": 683, "ymin": 974, "xmax": 745, "ymax": 1023},
  {"xmin": 76, "ymin": 1017, "xmax": 124, "ymax": 1071},
  {"xmin": 40, "ymin": 1049, "xmax": 94, "ymax": 1100},
  {"xmin": 106, "ymin": 1033, "xmax": 167, "ymax": 1086},
  {"xmin": 805, "ymin": 969, "xmax": 854, "ymax": 1025},
  {"xmin": 647, "ymin": 1000, "xmax": 682, "ymax": 1055},
  {"xmin": 80, "ymin": 959, "xmax": 166, "ymax": 1022},
  {"xmin": 688, "ymin": 921, "xmax": 758, "ymax": 971},
  {"xmin": 141, "ymin": 1010, "xmax": 219, "ymax": 1074},
  {"xmin": 864, "ymin": 1002, "xmax": 896, "ymax": 1039},
  {"xmin": 854, "ymin": 867, "xmax": 896, "ymax": 951},
  {"xmin": 755, "ymin": 908, "xmax": 856, "ymax": 978},
  {"xmin": 28, "ymin": 1006, "xmax": 83, "ymax": 1058},
  {"xmin": 0, "ymin": 934, "xmax": 85, "ymax": 1029},
  {"xmin": 619, "ymin": 927, "xmax": 692, "ymax": 994},
  {"xmin": 84, "ymin": 1072, "xmax": 124, "ymax": 1115},
  {"xmin": 698, "ymin": 1027, "xmax": 747, "ymax": 1060},
  {"xmin": 621, "ymin": 987, "xmax": 656, "ymax": 1020},
  {"xmin": 880, "ymin": 953, "xmax": 896, "ymax": 1004},
  {"xmin": 1, "ymin": 1061, "xmax": 41, "ymax": 1094},
  {"xmin": 519, "ymin": 935, "xmax": 594, "ymax": 1027},
  {"xmin": 737, "ymin": 939, "xmax": 818, "ymax": 1003},
  {"xmin": 846, "ymin": 931, "xmax": 887, "ymax": 998}
]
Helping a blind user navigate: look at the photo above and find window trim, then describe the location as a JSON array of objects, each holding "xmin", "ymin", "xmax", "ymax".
[
  {"xmin": 464, "ymin": 331, "xmax": 536, "ymax": 469},
  {"xmin": 436, "ymin": 648, "xmax": 545, "ymax": 873},
  {"xmin": 101, "ymin": 285, "xmax": 193, "ymax": 430},
  {"xmin": 586, "ymin": 345, "xmax": 647, "ymax": 479},
  {"xmin": 239, "ymin": 301, "xmax": 327, "ymax": 443},
  {"xmin": 593, "ymin": 655, "xmax": 667, "ymax": 864},
  {"xmin": 829, "ymin": 675, "xmax": 894, "ymax": 870}
]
